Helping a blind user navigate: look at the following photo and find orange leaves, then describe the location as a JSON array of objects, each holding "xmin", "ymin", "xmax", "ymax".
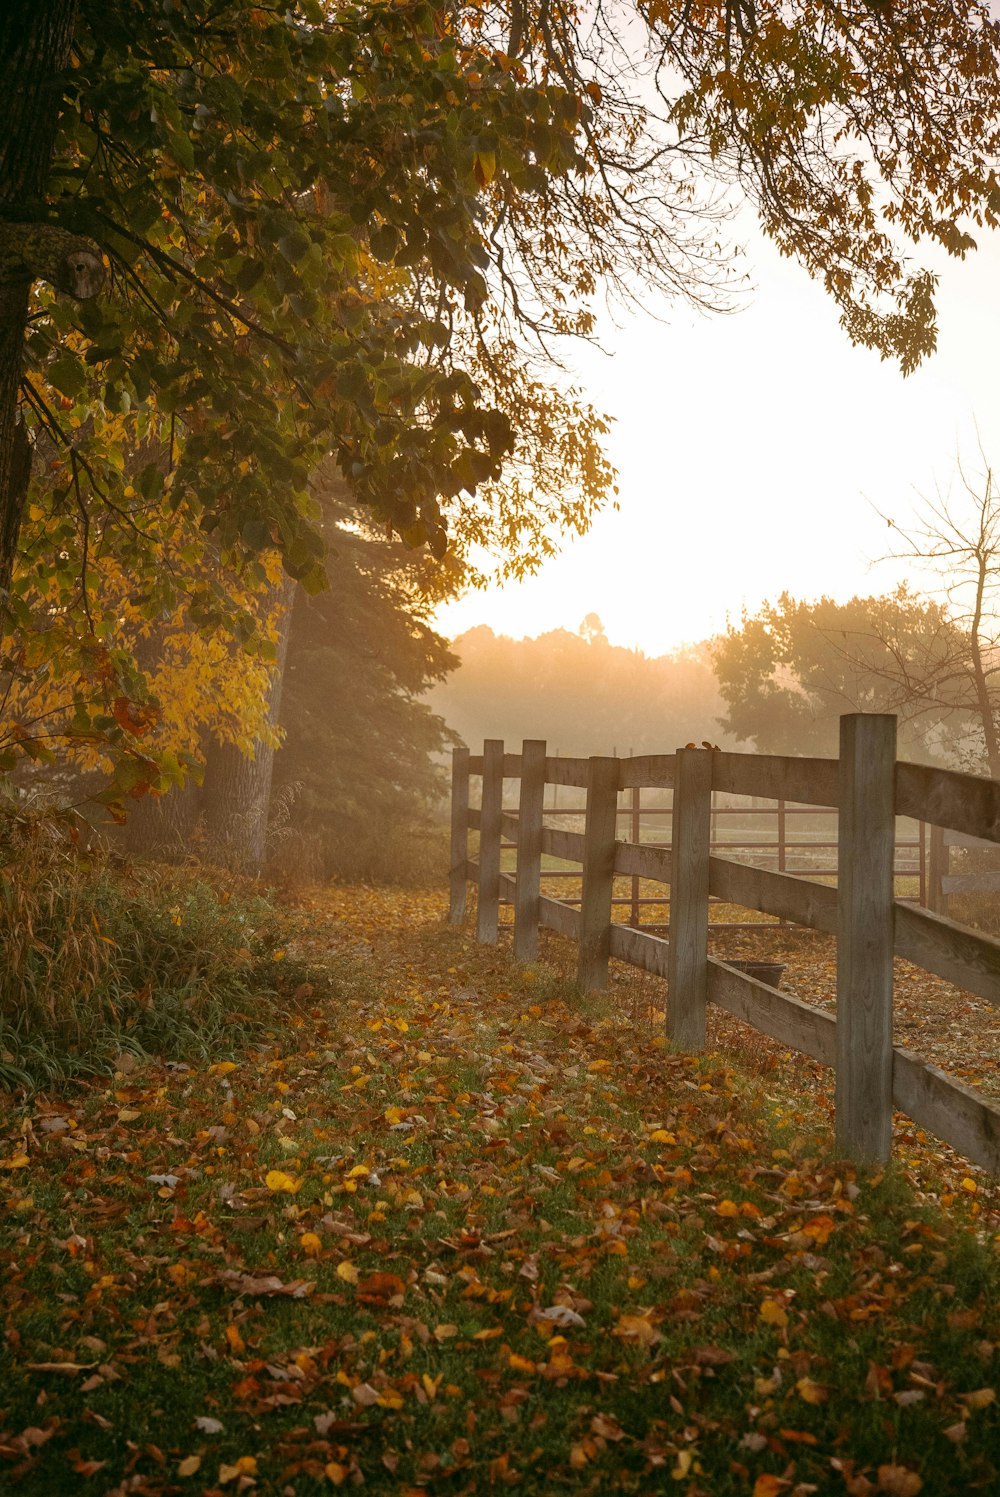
[{"xmin": 611, "ymin": 1312, "xmax": 661, "ymax": 1347}]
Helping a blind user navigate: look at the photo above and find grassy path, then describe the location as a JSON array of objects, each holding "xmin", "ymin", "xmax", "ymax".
[{"xmin": 2, "ymin": 885, "xmax": 1000, "ymax": 1495}]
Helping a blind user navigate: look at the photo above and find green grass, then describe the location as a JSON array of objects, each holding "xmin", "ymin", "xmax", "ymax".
[
  {"xmin": 0, "ymin": 812, "xmax": 305, "ymax": 1090},
  {"xmin": 1, "ymin": 884, "xmax": 999, "ymax": 1494}
]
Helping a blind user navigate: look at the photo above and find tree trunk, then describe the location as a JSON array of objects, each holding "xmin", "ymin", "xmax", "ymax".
[
  {"xmin": 200, "ymin": 577, "xmax": 296, "ymax": 876},
  {"xmin": 0, "ymin": 1, "xmax": 79, "ymax": 596},
  {"xmin": 968, "ymin": 548, "xmax": 1000, "ymax": 779}
]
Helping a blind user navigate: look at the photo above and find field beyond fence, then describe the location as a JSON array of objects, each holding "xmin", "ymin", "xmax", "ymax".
[{"xmin": 449, "ymin": 715, "xmax": 1000, "ymax": 1175}]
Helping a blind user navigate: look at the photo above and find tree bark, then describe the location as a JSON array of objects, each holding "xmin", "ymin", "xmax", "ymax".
[
  {"xmin": 0, "ymin": 0, "xmax": 80, "ymax": 596},
  {"xmin": 200, "ymin": 576, "xmax": 297, "ymax": 876}
]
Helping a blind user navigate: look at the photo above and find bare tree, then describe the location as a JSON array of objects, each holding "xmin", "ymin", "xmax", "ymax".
[{"xmin": 877, "ymin": 458, "xmax": 1000, "ymax": 778}]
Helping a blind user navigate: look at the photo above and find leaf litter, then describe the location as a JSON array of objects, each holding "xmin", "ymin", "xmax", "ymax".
[{"xmin": 1, "ymin": 884, "xmax": 999, "ymax": 1493}]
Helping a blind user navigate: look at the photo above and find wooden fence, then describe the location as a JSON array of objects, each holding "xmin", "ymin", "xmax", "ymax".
[{"xmin": 448, "ymin": 716, "xmax": 1000, "ymax": 1173}]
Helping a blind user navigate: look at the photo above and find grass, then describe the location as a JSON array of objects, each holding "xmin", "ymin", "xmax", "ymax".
[
  {"xmin": 0, "ymin": 811, "xmax": 303, "ymax": 1090},
  {"xmin": 2, "ymin": 883, "xmax": 1000, "ymax": 1494}
]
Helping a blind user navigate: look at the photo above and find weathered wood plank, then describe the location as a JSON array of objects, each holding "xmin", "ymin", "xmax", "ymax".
[
  {"xmin": 613, "ymin": 842, "xmax": 672, "ymax": 882},
  {"xmin": 928, "ymin": 822, "xmax": 947, "ymax": 915},
  {"xmin": 467, "ymin": 808, "xmax": 481, "ymax": 831},
  {"xmin": 468, "ymin": 754, "xmax": 483, "ymax": 775},
  {"xmin": 836, "ymin": 714, "xmax": 897, "ymax": 1164},
  {"xmin": 578, "ymin": 757, "xmax": 621, "ymax": 992},
  {"xmin": 893, "ymin": 1048, "xmax": 1000, "ymax": 1177},
  {"xmin": 896, "ymin": 761, "xmax": 1000, "ymax": 843},
  {"xmin": 941, "ymin": 872, "xmax": 1000, "ymax": 895},
  {"xmin": 514, "ymin": 740, "xmax": 546, "ymax": 963},
  {"xmin": 609, "ymin": 923, "xmax": 670, "ymax": 978},
  {"xmin": 667, "ymin": 748, "xmax": 713, "ymax": 1049},
  {"xmin": 708, "ymin": 960, "xmax": 836, "ymax": 1064},
  {"xmin": 708, "ymin": 858, "xmax": 837, "ymax": 933},
  {"xmin": 539, "ymin": 893, "xmax": 582, "ymax": 940},
  {"xmin": 894, "ymin": 902, "xmax": 1000, "ymax": 1004},
  {"xmin": 448, "ymin": 746, "xmax": 470, "ymax": 925},
  {"xmin": 540, "ymin": 826, "xmax": 586, "ymax": 863},
  {"xmin": 618, "ymin": 755, "xmax": 675, "ymax": 789},
  {"xmin": 476, "ymin": 739, "xmax": 504, "ymax": 945},
  {"xmin": 502, "ymin": 752, "xmax": 523, "ymax": 777},
  {"xmin": 545, "ymin": 756, "xmax": 591, "ymax": 787},
  {"xmin": 945, "ymin": 830, "xmax": 999, "ymax": 850},
  {"xmin": 499, "ymin": 811, "xmax": 518, "ymax": 841},
  {"xmin": 711, "ymin": 751, "xmax": 839, "ymax": 807}
]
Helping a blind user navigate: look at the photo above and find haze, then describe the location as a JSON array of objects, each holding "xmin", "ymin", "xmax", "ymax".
[{"xmin": 434, "ymin": 220, "xmax": 1000, "ymax": 656}]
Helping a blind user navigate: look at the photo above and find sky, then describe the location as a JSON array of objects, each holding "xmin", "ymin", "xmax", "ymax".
[{"xmin": 432, "ymin": 208, "xmax": 1000, "ymax": 659}]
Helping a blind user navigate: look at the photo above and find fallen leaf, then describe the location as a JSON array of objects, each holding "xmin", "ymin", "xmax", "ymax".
[
  {"xmin": 876, "ymin": 1466, "xmax": 922, "ymax": 1496},
  {"xmin": 961, "ymin": 1387, "xmax": 996, "ymax": 1410},
  {"xmin": 264, "ymin": 1169, "xmax": 301, "ymax": 1194}
]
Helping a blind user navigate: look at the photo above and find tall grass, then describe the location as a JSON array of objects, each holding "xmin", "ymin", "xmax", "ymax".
[{"xmin": 0, "ymin": 811, "xmax": 299, "ymax": 1090}]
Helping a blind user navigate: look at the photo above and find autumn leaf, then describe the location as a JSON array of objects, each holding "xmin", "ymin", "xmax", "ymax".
[
  {"xmin": 264, "ymin": 1169, "xmax": 301, "ymax": 1194},
  {"xmin": 876, "ymin": 1466, "xmax": 922, "ymax": 1496}
]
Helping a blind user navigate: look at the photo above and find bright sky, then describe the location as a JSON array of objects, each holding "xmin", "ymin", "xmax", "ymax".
[{"xmin": 433, "ymin": 212, "xmax": 1000, "ymax": 658}]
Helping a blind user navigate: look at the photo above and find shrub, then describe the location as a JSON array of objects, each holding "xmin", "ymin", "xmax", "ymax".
[{"xmin": 0, "ymin": 810, "xmax": 299, "ymax": 1090}]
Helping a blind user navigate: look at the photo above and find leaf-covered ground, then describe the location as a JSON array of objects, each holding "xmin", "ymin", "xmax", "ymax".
[{"xmin": 3, "ymin": 885, "xmax": 1000, "ymax": 1496}]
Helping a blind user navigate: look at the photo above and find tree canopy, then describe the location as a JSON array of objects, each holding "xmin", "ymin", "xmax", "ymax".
[
  {"xmin": 711, "ymin": 587, "xmax": 977, "ymax": 762},
  {"xmin": 5, "ymin": 0, "xmax": 1000, "ymax": 801}
]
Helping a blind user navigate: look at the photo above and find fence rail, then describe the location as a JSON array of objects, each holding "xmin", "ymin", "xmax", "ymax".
[{"xmin": 449, "ymin": 718, "xmax": 1000, "ymax": 1174}]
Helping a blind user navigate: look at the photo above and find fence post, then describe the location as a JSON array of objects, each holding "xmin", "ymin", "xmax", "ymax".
[
  {"xmin": 667, "ymin": 747, "xmax": 713, "ymax": 1050},
  {"xmin": 630, "ymin": 783, "xmax": 641, "ymax": 927},
  {"xmin": 928, "ymin": 824, "xmax": 947, "ymax": 915},
  {"xmin": 477, "ymin": 739, "xmax": 504, "ymax": 945},
  {"xmin": 836, "ymin": 713, "xmax": 897, "ymax": 1164},
  {"xmin": 449, "ymin": 745, "xmax": 470, "ymax": 925},
  {"xmin": 577, "ymin": 756, "xmax": 620, "ymax": 992},
  {"xmin": 513, "ymin": 739, "xmax": 546, "ymax": 962}
]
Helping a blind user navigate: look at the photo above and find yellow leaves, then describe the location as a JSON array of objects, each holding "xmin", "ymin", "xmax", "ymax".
[
  {"xmin": 611, "ymin": 1312, "xmax": 660, "ymax": 1347},
  {"xmin": 264, "ymin": 1169, "xmax": 302, "ymax": 1194},
  {"xmin": 177, "ymin": 1454, "xmax": 201, "ymax": 1477},
  {"xmin": 961, "ymin": 1176, "xmax": 978, "ymax": 1194},
  {"xmin": 648, "ymin": 1128, "xmax": 676, "ymax": 1144},
  {"xmin": 208, "ymin": 1059, "xmax": 237, "ymax": 1077},
  {"xmin": 167, "ymin": 1262, "xmax": 196, "ymax": 1288},
  {"xmin": 336, "ymin": 1260, "xmax": 360, "ymax": 1284},
  {"xmin": 795, "ymin": 1376, "xmax": 829, "ymax": 1404},
  {"xmin": 384, "ymin": 1106, "xmax": 407, "ymax": 1124},
  {"xmin": 299, "ymin": 1232, "xmax": 323, "ymax": 1257},
  {"xmin": 433, "ymin": 1323, "xmax": 459, "ymax": 1343},
  {"xmin": 0, "ymin": 1153, "xmax": 30, "ymax": 1170},
  {"xmin": 325, "ymin": 1461, "xmax": 349, "ymax": 1485},
  {"xmin": 473, "ymin": 150, "xmax": 496, "ymax": 187},
  {"xmin": 960, "ymin": 1386, "xmax": 996, "ymax": 1410},
  {"xmin": 218, "ymin": 1456, "xmax": 257, "ymax": 1486},
  {"xmin": 345, "ymin": 1164, "xmax": 370, "ymax": 1180},
  {"xmin": 507, "ymin": 1352, "xmax": 537, "ymax": 1375},
  {"xmin": 225, "ymin": 1323, "xmax": 246, "ymax": 1355},
  {"xmin": 587, "ymin": 1059, "xmax": 612, "ymax": 1073},
  {"xmin": 716, "ymin": 1198, "xmax": 740, "ymax": 1218},
  {"xmin": 758, "ymin": 1297, "xmax": 789, "ymax": 1329}
]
